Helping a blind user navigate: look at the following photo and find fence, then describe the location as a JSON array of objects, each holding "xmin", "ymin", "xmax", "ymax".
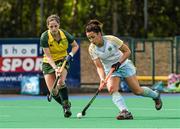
[
  {"xmin": 175, "ymin": 36, "xmax": 180, "ymax": 74},
  {"xmin": 81, "ymin": 36, "xmax": 179, "ymax": 86}
]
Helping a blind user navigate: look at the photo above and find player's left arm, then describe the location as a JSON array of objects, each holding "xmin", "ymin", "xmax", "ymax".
[
  {"xmin": 62, "ymin": 29, "xmax": 79, "ymax": 60},
  {"xmin": 119, "ymin": 43, "xmax": 131, "ymax": 64},
  {"xmin": 65, "ymin": 40, "xmax": 79, "ymax": 62},
  {"xmin": 108, "ymin": 35, "xmax": 131, "ymax": 64},
  {"xmin": 70, "ymin": 40, "xmax": 79, "ymax": 56}
]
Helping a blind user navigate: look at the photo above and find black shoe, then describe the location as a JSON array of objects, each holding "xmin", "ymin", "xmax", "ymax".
[
  {"xmin": 62, "ymin": 101, "xmax": 72, "ymax": 118},
  {"xmin": 153, "ymin": 90, "xmax": 163, "ymax": 110},
  {"xmin": 116, "ymin": 110, "xmax": 133, "ymax": 120}
]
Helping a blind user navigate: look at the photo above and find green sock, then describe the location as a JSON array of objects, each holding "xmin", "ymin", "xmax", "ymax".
[{"xmin": 59, "ymin": 85, "xmax": 69, "ymax": 102}]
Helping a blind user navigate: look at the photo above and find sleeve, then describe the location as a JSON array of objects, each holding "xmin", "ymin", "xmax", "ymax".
[
  {"xmin": 88, "ymin": 44, "xmax": 98, "ymax": 60},
  {"xmin": 61, "ymin": 29, "xmax": 75, "ymax": 44},
  {"xmin": 105, "ymin": 35, "xmax": 123, "ymax": 48},
  {"xmin": 40, "ymin": 31, "xmax": 49, "ymax": 48}
]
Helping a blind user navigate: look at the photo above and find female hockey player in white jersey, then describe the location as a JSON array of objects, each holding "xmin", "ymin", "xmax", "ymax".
[{"xmin": 85, "ymin": 19, "xmax": 162, "ymax": 120}]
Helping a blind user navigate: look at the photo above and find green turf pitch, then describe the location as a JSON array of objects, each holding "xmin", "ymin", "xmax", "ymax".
[{"xmin": 0, "ymin": 93, "xmax": 180, "ymax": 128}]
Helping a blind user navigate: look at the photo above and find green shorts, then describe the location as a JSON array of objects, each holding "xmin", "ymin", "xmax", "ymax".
[{"xmin": 42, "ymin": 60, "xmax": 70, "ymax": 75}]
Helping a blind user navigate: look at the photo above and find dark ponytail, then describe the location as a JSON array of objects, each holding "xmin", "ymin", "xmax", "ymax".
[{"xmin": 85, "ymin": 19, "xmax": 103, "ymax": 33}]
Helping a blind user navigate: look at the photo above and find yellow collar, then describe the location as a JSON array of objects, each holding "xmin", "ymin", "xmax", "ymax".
[{"xmin": 48, "ymin": 29, "xmax": 66, "ymax": 42}]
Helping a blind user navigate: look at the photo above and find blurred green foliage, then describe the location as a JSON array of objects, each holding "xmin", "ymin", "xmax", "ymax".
[{"xmin": 0, "ymin": 0, "xmax": 179, "ymax": 38}]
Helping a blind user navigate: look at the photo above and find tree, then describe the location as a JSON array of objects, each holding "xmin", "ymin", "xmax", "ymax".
[{"xmin": 0, "ymin": 0, "xmax": 179, "ymax": 37}]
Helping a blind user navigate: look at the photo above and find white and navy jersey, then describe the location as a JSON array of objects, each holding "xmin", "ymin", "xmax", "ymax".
[{"xmin": 89, "ymin": 35, "xmax": 128, "ymax": 73}]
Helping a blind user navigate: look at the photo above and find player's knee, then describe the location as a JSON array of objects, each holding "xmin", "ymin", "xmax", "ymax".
[
  {"xmin": 57, "ymin": 81, "xmax": 66, "ymax": 89},
  {"xmin": 57, "ymin": 80, "xmax": 64, "ymax": 86},
  {"xmin": 108, "ymin": 86, "xmax": 115, "ymax": 94},
  {"xmin": 52, "ymin": 88, "xmax": 59, "ymax": 96},
  {"xmin": 133, "ymin": 90, "xmax": 143, "ymax": 96}
]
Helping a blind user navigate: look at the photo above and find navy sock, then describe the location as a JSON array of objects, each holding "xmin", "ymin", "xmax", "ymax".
[
  {"xmin": 59, "ymin": 85, "xmax": 69, "ymax": 102},
  {"xmin": 52, "ymin": 94, "xmax": 62, "ymax": 105}
]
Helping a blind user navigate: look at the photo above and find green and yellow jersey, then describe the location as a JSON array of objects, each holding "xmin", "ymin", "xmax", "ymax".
[{"xmin": 40, "ymin": 29, "xmax": 75, "ymax": 63}]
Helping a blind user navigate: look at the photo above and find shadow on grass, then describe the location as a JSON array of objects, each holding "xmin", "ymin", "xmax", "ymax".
[
  {"xmin": 70, "ymin": 115, "xmax": 180, "ymax": 120},
  {"xmin": 134, "ymin": 116, "xmax": 180, "ymax": 120},
  {"xmin": 70, "ymin": 116, "xmax": 115, "ymax": 119}
]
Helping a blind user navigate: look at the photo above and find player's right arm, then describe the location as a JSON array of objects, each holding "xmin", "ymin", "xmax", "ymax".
[
  {"xmin": 40, "ymin": 31, "xmax": 57, "ymax": 70},
  {"xmin": 88, "ymin": 44, "xmax": 106, "ymax": 85},
  {"xmin": 42, "ymin": 48, "xmax": 57, "ymax": 70},
  {"xmin": 93, "ymin": 58, "xmax": 106, "ymax": 82}
]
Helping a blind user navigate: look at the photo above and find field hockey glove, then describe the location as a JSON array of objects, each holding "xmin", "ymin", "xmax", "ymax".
[
  {"xmin": 65, "ymin": 52, "xmax": 74, "ymax": 62},
  {"xmin": 111, "ymin": 62, "xmax": 121, "ymax": 71}
]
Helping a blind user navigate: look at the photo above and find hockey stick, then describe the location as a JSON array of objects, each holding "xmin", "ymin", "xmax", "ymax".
[
  {"xmin": 47, "ymin": 60, "xmax": 67, "ymax": 102},
  {"xmin": 81, "ymin": 68, "xmax": 115, "ymax": 116}
]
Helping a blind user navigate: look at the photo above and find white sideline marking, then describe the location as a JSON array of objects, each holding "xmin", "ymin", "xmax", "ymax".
[
  {"xmin": 0, "ymin": 105, "xmax": 179, "ymax": 111},
  {"xmin": 0, "ymin": 128, "xmax": 179, "ymax": 129},
  {"xmin": 0, "ymin": 115, "xmax": 11, "ymax": 117}
]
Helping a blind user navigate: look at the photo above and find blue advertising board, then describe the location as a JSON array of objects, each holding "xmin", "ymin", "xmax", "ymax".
[{"xmin": 0, "ymin": 38, "xmax": 80, "ymax": 94}]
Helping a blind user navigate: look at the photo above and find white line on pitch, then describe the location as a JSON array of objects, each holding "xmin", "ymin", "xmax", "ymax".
[
  {"xmin": 0, "ymin": 115, "xmax": 11, "ymax": 117},
  {"xmin": 0, "ymin": 105, "xmax": 179, "ymax": 111}
]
